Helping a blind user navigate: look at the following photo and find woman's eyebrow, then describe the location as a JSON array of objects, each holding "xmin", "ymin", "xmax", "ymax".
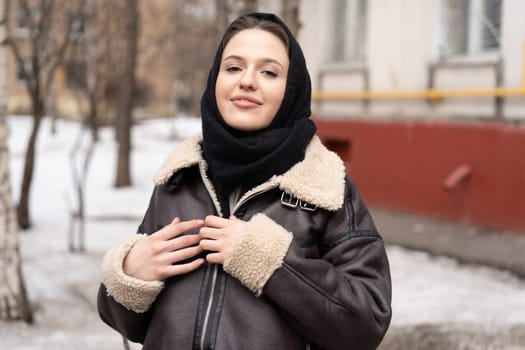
[{"xmin": 222, "ymin": 55, "xmax": 285, "ymax": 69}]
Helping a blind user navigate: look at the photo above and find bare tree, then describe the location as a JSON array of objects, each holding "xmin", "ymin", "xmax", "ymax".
[
  {"xmin": 3, "ymin": 0, "xmax": 85, "ymax": 229},
  {"xmin": 61, "ymin": 0, "xmax": 96, "ymax": 253},
  {"xmin": 282, "ymin": 0, "xmax": 301, "ymax": 37},
  {"xmin": 73, "ymin": 0, "xmax": 99, "ymax": 141},
  {"xmin": 0, "ymin": 0, "xmax": 32, "ymax": 321},
  {"xmin": 114, "ymin": 0, "xmax": 138, "ymax": 188},
  {"xmin": 216, "ymin": 0, "xmax": 229, "ymax": 38},
  {"xmin": 172, "ymin": 1, "xmax": 215, "ymax": 116},
  {"xmin": 237, "ymin": 0, "xmax": 257, "ymax": 15},
  {"xmin": 66, "ymin": 0, "xmax": 171, "ymax": 192},
  {"xmin": 0, "ymin": 119, "xmax": 32, "ymax": 323},
  {"xmin": 66, "ymin": 120, "xmax": 95, "ymax": 253},
  {"xmin": 215, "ymin": 0, "xmax": 258, "ymax": 35},
  {"xmin": 65, "ymin": 0, "xmax": 118, "ymax": 142},
  {"xmin": 173, "ymin": 0, "xmax": 262, "ymax": 117}
]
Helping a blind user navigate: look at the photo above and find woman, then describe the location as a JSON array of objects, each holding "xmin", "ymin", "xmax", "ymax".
[{"xmin": 98, "ymin": 12, "xmax": 392, "ymax": 350}]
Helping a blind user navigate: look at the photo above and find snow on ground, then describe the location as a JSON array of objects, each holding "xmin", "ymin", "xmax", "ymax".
[{"xmin": 1, "ymin": 116, "xmax": 525, "ymax": 349}]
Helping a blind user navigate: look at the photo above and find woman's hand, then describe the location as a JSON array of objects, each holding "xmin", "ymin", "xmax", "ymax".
[
  {"xmin": 199, "ymin": 215, "xmax": 247, "ymax": 264},
  {"xmin": 123, "ymin": 217, "xmax": 205, "ymax": 281}
]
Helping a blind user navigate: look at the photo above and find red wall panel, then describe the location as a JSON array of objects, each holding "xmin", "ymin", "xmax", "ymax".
[{"xmin": 314, "ymin": 118, "xmax": 525, "ymax": 233}]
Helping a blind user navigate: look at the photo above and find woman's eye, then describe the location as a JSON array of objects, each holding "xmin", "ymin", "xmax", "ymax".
[
  {"xmin": 262, "ymin": 70, "xmax": 278, "ymax": 78},
  {"xmin": 226, "ymin": 66, "xmax": 242, "ymax": 73}
]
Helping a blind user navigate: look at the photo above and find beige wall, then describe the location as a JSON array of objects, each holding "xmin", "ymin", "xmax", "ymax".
[{"xmin": 298, "ymin": 0, "xmax": 525, "ymax": 121}]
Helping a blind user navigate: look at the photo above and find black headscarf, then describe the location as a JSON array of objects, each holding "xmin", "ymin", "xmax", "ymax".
[{"xmin": 201, "ymin": 13, "xmax": 316, "ymax": 198}]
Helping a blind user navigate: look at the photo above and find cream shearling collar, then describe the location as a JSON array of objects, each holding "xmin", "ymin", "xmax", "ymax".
[{"xmin": 153, "ymin": 134, "xmax": 346, "ymax": 211}]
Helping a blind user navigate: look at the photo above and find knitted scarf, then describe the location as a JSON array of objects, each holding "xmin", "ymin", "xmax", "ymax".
[{"xmin": 201, "ymin": 12, "xmax": 316, "ymax": 199}]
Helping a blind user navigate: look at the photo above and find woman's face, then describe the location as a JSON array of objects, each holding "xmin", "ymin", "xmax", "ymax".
[{"xmin": 215, "ymin": 28, "xmax": 289, "ymax": 131}]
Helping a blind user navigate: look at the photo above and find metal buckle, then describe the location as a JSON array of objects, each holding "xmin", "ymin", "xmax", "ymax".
[
  {"xmin": 299, "ymin": 201, "xmax": 317, "ymax": 212},
  {"xmin": 281, "ymin": 192, "xmax": 298, "ymax": 208}
]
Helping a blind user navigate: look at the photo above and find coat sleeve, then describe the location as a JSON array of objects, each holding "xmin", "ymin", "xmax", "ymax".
[
  {"xmin": 97, "ymin": 187, "xmax": 161, "ymax": 344},
  {"xmin": 223, "ymin": 178, "xmax": 392, "ymax": 350}
]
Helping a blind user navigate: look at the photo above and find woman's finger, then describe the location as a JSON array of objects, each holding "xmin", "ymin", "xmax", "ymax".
[
  {"xmin": 166, "ymin": 244, "xmax": 203, "ymax": 264},
  {"xmin": 199, "ymin": 226, "xmax": 221, "ymax": 239},
  {"xmin": 163, "ymin": 258, "xmax": 205, "ymax": 278},
  {"xmin": 156, "ymin": 218, "xmax": 204, "ymax": 240},
  {"xmin": 204, "ymin": 215, "xmax": 229, "ymax": 228},
  {"xmin": 199, "ymin": 238, "xmax": 221, "ymax": 252},
  {"xmin": 165, "ymin": 233, "xmax": 201, "ymax": 251},
  {"xmin": 205, "ymin": 252, "xmax": 224, "ymax": 264}
]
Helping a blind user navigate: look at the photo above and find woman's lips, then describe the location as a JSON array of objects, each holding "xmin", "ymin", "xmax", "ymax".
[{"xmin": 231, "ymin": 95, "xmax": 262, "ymax": 108}]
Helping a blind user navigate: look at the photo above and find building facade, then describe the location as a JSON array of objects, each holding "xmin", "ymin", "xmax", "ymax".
[
  {"xmin": 296, "ymin": 0, "xmax": 525, "ymax": 232},
  {"xmin": 298, "ymin": 0, "xmax": 525, "ymax": 120}
]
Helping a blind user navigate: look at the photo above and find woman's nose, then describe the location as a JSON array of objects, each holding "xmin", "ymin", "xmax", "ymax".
[{"xmin": 239, "ymin": 69, "xmax": 257, "ymax": 90}]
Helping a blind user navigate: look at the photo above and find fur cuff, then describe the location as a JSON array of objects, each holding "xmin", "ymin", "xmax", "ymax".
[
  {"xmin": 223, "ymin": 214, "xmax": 292, "ymax": 296},
  {"xmin": 101, "ymin": 235, "xmax": 164, "ymax": 313}
]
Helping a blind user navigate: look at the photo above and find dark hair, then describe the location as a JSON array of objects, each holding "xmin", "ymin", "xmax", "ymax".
[{"xmin": 221, "ymin": 14, "xmax": 290, "ymax": 54}]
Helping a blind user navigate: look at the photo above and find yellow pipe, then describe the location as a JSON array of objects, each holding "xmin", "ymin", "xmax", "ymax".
[
  {"xmin": 522, "ymin": 41, "xmax": 525, "ymax": 89},
  {"xmin": 312, "ymin": 88, "xmax": 525, "ymax": 101},
  {"xmin": 313, "ymin": 42, "xmax": 525, "ymax": 102}
]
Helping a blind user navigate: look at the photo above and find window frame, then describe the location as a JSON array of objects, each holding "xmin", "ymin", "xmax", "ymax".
[
  {"xmin": 325, "ymin": 0, "xmax": 368, "ymax": 66},
  {"xmin": 16, "ymin": 60, "xmax": 32, "ymax": 87},
  {"xmin": 439, "ymin": 0, "xmax": 502, "ymax": 61}
]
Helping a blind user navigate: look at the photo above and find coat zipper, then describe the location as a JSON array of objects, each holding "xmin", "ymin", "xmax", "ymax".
[
  {"xmin": 197, "ymin": 162, "xmax": 278, "ymax": 349},
  {"xmin": 231, "ymin": 184, "xmax": 278, "ymax": 214},
  {"xmin": 197, "ymin": 162, "xmax": 223, "ymax": 350},
  {"xmin": 199, "ymin": 265, "xmax": 218, "ymax": 350}
]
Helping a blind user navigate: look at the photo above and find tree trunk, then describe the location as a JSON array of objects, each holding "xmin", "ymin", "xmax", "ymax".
[
  {"xmin": 239, "ymin": 0, "xmax": 258, "ymax": 15},
  {"xmin": 85, "ymin": 0, "xmax": 99, "ymax": 142},
  {"xmin": 282, "ymin": 0, "xmax": 302, "ymax": 37},
  {"xmin": 5, "ymin": 0, "xmax": 81, "ymax": 229},
  {"xmin": 114, "ymin": 0, "xmax": 138, "ymax": 188},
  {"xmin": 215, "ymin": 0, "xmax": 229, "ymax": 43},
  {"xmin": 86, "ymin": 91, "xmax": 99, "ymax": 142},
  {"xmin": 16, "ymin": 95, "xmax": 44, "ymax": 229},
  {"xmin": 0, "ymin": 119, "xmax": 33, "ymax": 324},
  {"xmin": 0, "ymin": 1, "xmax": 32, "ymax": 317}
]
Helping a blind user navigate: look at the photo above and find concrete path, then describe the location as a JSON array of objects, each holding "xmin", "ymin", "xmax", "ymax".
[
  {"xmin": 372, "ymin": 207, "xmax": 525, "ymax": 277},
  {"xmin": 372, "ymin": 207, "xmax": 525, "ymax": 349}
]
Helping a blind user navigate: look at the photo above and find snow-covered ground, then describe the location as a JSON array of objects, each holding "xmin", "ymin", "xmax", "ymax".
[{"xmin": 2, "ymin": 116, "xmax": 525, "ymax": 349}]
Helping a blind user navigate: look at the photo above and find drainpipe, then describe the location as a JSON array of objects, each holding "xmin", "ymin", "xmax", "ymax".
[{"xmin": 522, "ymin": 41, "xmax": 525, "ymax": 89}]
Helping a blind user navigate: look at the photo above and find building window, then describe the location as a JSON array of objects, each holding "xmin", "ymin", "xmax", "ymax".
[
  {"xmin": 15, "ymin": 2, "xmax": 41, "ymax": 34},
  {"xmin": 328, "ymin": 0, "xmax": 368, "ymax": 63},
  {"xmin": 65, "ymin": 61, "xmax": 87, "ymax": 90},
  {"xmin": 481, "ymin": 0, "xmax": 502, "ymax": 50},
  {"xmin": 442, "ymin": 0, "xmax": 502, "ymax": 56},
  {"xmin": 15, "ymin": 3, "xmax": 29, "ymax": 33},
  {"xmin": 16, "ymin": 61, "xmax": 31, "ymax": 87},
  {"xmin": 65, "ymin": 11, "xmax": 86, "ymax": 40}
]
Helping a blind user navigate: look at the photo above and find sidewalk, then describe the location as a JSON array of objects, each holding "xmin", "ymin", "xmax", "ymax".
[
  {"xmin": 371, "ymin": 207, "xmax": 525, "ymax": 278},
  {"xmin": 372, "ymin": 207, "xmax": 525, "ymax": 350}
]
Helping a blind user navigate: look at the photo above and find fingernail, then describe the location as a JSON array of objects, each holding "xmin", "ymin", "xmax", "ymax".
[{"xmin": 197, "ymin": 219, "xmax": 204, "ymax": 225}]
